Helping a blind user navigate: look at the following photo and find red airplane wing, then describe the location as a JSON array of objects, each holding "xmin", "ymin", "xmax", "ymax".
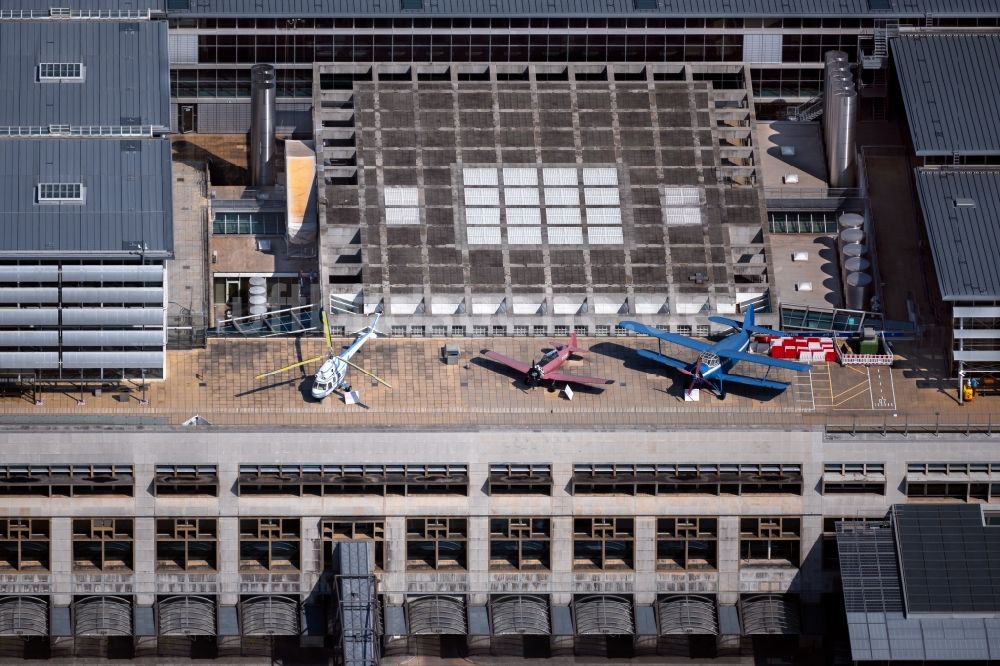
[
  {"xmin": 482, "ymin": 350, "xmax": 532, "ymax": 374},
  {"xmin": 544, "ymin": 371, "xmax": 613, "ymax": 386}
]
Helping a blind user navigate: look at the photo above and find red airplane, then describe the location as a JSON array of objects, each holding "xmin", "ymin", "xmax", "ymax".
[{"xmin": 482, "ymin": 333, "xmax": 613, "ymax": 388}]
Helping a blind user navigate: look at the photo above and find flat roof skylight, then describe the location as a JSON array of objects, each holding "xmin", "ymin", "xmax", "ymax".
[
  {"xmin": 37, "ymin": 182, "xmax": 84, "ymax": 203},
  {"xmin": 38, "ymin": 63, "xmax": 84, "ymax": 82}
]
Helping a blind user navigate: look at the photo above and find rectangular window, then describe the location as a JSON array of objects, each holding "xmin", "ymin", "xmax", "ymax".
[
  {"xmin": 489, "ymin": 463, "xmax": 552, "ymax": 495},
  {"xmin": 38, "ymin": 63, "xmax": 84, "ymax": 82},
  {"xmin": 573, "ymin": 517, "xmax": 634, "ymax": 571},
  {"xmin": 0, "ymin": 519, "xmax": 50, "ymax": 572},
  {"xmin": 72, "ymin": 519, "xmax": 133, "ymax": 572},
  {"xmin": 156, "ymin": 518, "xmax": 217, "ymax": 572},
  {"xmin": 37, "ymin": 183, "xmax": 84, "ymax": 203},
  {"xmin": 322, "ymin": 519, "xmax": 385, "ymax": 571},
  {"xmin": 656, "ymin": 517, "xmax": 718, "ymax": 571},
  {"xmin": 490, "ymin": 517, "xmax": 550, "ymax": 571},
  {"xmin": 238, "ymin": 518, "xmax": 300, "ymax": 571},
  {"xmin": 406, "ymin": 518, "xmax": 467, "ymax": 571},
  {"xmin": 153, "ymin": 465, "xmax": 218, "ymax": 496},
  {"xmin": 739, "ymin": 517, "xmax": 800, "ymax": 567}
]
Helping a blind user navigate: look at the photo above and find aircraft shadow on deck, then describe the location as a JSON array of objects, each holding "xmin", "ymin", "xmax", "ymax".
[
  {"xmin": 589, "ymin": 341, "xmax": 786, "ymax": 403},
  {"xmin": 470, "ymin": 355, "xmax": 607, "ymax": 395}
]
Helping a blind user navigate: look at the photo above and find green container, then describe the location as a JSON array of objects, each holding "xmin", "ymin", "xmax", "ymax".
[{"xmin": 859, "ymin": 339, "xmax": 879, "ymax": 355}]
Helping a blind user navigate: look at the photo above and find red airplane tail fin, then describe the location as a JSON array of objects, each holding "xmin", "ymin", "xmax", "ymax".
[{"xmin": 568, "ymin": 331, "xmax": 584, "ymax": 353}]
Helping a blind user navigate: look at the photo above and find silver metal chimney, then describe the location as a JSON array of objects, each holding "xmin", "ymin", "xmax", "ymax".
[{"xmin": 249, "ymin": 64, "xmax": 277, "ymax": 187}]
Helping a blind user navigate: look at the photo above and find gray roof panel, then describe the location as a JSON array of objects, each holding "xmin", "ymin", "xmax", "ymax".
[
  {"xmin": 167, "ymin": 0, "xmax": 1000, "ymax": 17},
  {"xmin": 0, "ymin": 21, "xmax": 169, "ymax": 128},
  {"xmin": 0, "ymin": 138, "xmax": 173, "ymax": 257},
  {"xmin": 892, "ymin": 35, "xmax": 1000, "ymax": 156},
  {"xmin": 915, "ymin": 169, "xmax": 1000, "ymax": 301}
]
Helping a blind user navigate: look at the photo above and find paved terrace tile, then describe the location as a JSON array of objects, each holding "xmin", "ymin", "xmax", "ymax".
[{"xmin": 0, "ymin": 337, "xmax": 989, "ymax": 429}]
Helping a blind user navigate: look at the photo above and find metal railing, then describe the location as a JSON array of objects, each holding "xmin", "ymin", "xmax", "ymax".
[
  {"xmin": 0, "ymin": 125, "xmax": 153, "ymax": 138},
  {"xmin": 0, "ymin": 9, "xmax": 151, "ymax": 19},
  {"xmin": 825, "ymin": 414, "xmax": 1000, "ymax": 438}
]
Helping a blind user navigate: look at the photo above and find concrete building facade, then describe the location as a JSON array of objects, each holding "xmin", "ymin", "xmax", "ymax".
[{"xmin": 0, "ymin": 426, "xmax": 996, "ymax": 661}]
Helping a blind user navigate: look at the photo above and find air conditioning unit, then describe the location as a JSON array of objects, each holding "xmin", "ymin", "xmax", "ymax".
[{"xmin": 783, "ymin": 173, "xmax": 800, "ymax": 184}]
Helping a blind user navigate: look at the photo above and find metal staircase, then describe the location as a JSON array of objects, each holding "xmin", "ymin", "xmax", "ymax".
[
  {"xmin": 862, "ymin": 19, "xmax": 899, "ymax": 69},
  {"xmin": 786, "ymin": 96, "xmax": 824, "ymax": 121}
]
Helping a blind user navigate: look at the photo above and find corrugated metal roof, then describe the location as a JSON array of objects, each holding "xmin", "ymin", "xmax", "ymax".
[
  {"xmin": 0, "ymin": 21, "xmax": 168, "ymax": 128},
  {"xmin": 0, "ymin": 138, "xmax": 173, "ymax": 257},
  {"xmin": 915, "ymin": 168, "xmax": 1000, "ymax": 301},
  {"xmin": 167, "ymin": 0, "xmax": 1000, "ymax": 17},
  {"xmin": 892, "ymin": 34, "xmax": 1000, "ymax": 156}
]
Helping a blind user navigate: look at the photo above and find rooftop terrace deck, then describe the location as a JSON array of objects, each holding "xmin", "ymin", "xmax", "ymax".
[{"xmin": 0, "ymin": 333, "xmax": 981, "ymax": 430}]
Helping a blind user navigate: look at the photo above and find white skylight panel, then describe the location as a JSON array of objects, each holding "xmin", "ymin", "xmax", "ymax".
[
  {"xmin": 546, "ymin": 208, "xmax": 582, "ymax": 225},
  {"xmin": 584, "ymin": 187, "xmax": 620, "ymax": 206},
  {"xmin": 542, "ymin": 167, "xmax": 577, "ymax": 186},
  {"xmin": 506, "ymin": 207, "xmax": 541, "ymax": 225},
  {"xmin": 547, "ymin": 227, "xmax": 584, "ymax": 244},
  {"xmin": 462, "ymin": 167, "xmax": 498, "ymax": 186},
  {"xmin": 543, "ymin": 187, "xmax": 579, "ymax": 206},
  {"xmin": 504, "ymin": 188, "xmax": 540, "ymax": 206},
  {"xmin": 386, "ymin": 207, "xmax": 420, "ymax": 225},
  {"xmin": 464, "ymin": 187, "xmax": 500, "ymax": 206},
  {"xmin": 466, "ymin": 207, "xmax": 501, "ymax": 225},
  {"xmin": 587, "ymin": 226, "xmax": 624, "ymax": 244},
  {"xmin": 663, "ymin": 186, "xmax": 701, "ymax": 206},
  {"xmin": 586, "ymin": 207, "xmax": 622, "ymax": 225},
  {"xmin": 384, "ymin": 187, "xmax": 419, "ymax": 207},
  {"xmin": 582, "ymin": 168, "xmax": 618, "ymax": 185},
  {"xmin": 664, "ymin": 206, "xmax": 703, "ymax": 226},
  {"xmin": 38, "ymin": 62, "xmax": 84, "ymax": 82},
  {"xmin": 36, "ymin": 182, "xmax": 84, "ymax": 203},
  {"xmin": 502, "ymin": 167, "xmax": 537, "ymax": 186},
  {"xmin": 467, "ymin": 226, "xmax": 502, "ymax": 244},
  {"xmin": 507, "ymin": 226, "xmax": 543, "ymax": 245}
]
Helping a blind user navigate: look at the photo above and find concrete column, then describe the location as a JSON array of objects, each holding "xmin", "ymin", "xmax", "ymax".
[
  {"xmin": 717, "ymin": 516, "xmax": 740, "ymax": 606},
  {"xmin": 49, "ymin": 517, "xmax": 73, "ymax": 606},
  {"xmin": 798, "ymin": 514, "xmax": 824, "ymax": 603},
  {"xmin": 299, "ymin": 515, "xmax": 322, "ymax": 597},
  {"xmin": 382, "ymin": 516, "xmax": 408, "ymax": 605},
  {"xmin": 218, "ymin": 516, "xmax": 240, "ymax": 606},
  {"xmin": 467, "ymin": 516, "xmax": 489, "ymax": 606},
  {"xmin": 550, "ymin": 517, "xmax": 573, "ymax": 606},
  {"xmin": 633, "ymin": 517, "xmax": 657, "ymax": 605},
  {"xmin": 133, "ymin": 517, "xmax": 156, "ymax": 606}
]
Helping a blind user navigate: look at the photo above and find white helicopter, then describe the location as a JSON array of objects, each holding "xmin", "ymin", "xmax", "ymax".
[{"xmin": 255, "ymin": 309, "xmax": 391, "ymax": 401}]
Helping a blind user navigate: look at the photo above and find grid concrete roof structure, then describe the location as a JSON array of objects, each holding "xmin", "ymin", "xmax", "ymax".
[
  {"xmin": 166, "ymin": 0, "xmax": 1000, "ymax": 17},
  {"xmin": 0, "ymin": 20, "xmax": 169, "ymax": 130},
  {"xmin": 892, "ymin": 34, "xmax": 1000, "ymax": 157},
  {"xmin": 316, "ymin": 62, "xmax": 768, "ymax": 332},
  {"xmin": 837, "ymin": 505, "xmax": 1000, "ymax": 661}
]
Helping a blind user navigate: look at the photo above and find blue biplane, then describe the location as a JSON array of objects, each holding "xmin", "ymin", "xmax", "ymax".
[{"xmin": 619, "ymin": 305, "xmax": 810, "ymax": 398}]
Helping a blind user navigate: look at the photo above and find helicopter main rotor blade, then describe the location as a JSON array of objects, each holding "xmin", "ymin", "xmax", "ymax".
[
  {"xmin": 341, "ymin": 357, "xmax": 392, "ymax": 389},
  {"xmin": 255, "ymin": 355, "xmax": 326, "ymax": 380},
  {"xmin": 321, "ymin": 309, "xmax": 333, "ymax": 351}
]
